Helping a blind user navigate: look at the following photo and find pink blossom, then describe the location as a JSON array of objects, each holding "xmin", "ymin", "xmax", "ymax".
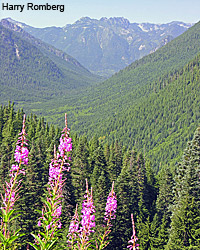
[
  {"xmin": 1, "ymin": 114, "xmax": 28, "ymax": 239},
  {"xmin": 127, "ymin": 214, "xmax": 139, "ymax": 250},
  {"xmin": 58, "ymin": 137, "xmax": 72, "ymax": 157},
  {"xmin": 79, "ymin": 180, "xmax": 96, "ymax": 244},
  {"xmin": 104, "ymin": 182, "xmax": 117, "ymax": 224},
  {"xmin": 67, "ymin": 204, "xmax": 79, "ymax": 245},
  {"xmin": 35, "ymin": 114, "xmax": 72, "ymax": 245},
  {"xmin": 53, "ymin": 206, "xmax": 62, "ymax": 218},
  {"xmin": 14, "ymin": 116, "xmax": 29, "ymax": 165}
]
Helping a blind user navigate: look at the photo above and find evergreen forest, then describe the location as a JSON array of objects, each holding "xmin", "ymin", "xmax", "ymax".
[
  {"xmin": 0, "ymin": 103, "xmax": 199, "ymax": 249},
  {"xmin": 0, "ymin": 17, "xmax": 200, "ymax": 250}
]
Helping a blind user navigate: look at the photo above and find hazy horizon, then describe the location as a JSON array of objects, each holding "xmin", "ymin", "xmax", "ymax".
[{"xmin": 0, "ymin": 0, "xmax": 199, "ymax": 28}]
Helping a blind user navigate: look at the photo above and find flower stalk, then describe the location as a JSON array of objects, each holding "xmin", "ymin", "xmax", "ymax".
[
  {"xmin": 67, "ymin": 204, "xmax": 79, "ymax": 249},
  {"xmin": 0, "ymin": 114, "xmax": 28, "ymax": 249},
  {"xmin": 79, "ymin": 179, "xmax": 96, "ymax": 250},
  {"xmin": 127, "ymin": 214, "xmax": 139, "ymax": 250},
  {"xmin": 30, "ymin": 114, "xmax": 72, "ymax": 250},
  {"xmin": 96, "ymin": 182, "xmax": 117, "ymax": 250}
]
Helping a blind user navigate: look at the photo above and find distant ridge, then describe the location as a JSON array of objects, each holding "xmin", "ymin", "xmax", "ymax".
[
  {"xmin": 4, "ymin": 17, "xmax": 193, "ymax": 76},
  {"xmin": 0, "ymin": 21, "xmax": 102, "ymax": 106},
  {"xmin": 1, "ymin": 18, "xmax": 200, "ymax": 169}
]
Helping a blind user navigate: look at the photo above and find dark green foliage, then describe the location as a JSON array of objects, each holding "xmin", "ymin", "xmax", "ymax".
[
  {"xmin": 90, "ymin": 144, "xmax": 108, "ymax": 188},
  {"xmin": 156, "ymin": 167, "xmax": 174, "ymax": 218},
  {"xmin": 109, "ymin": 149, "xmax": 156, "ymax": 249},
  {"xmin": 0, "ymin": 103, "xmax": 200, "ymax": 249},
  {"xmin": 71, "ymin": 135, "xmax": 90, "ymax": 205},
  {"xmin": 93, "ymin": 169, "xmax": 110, "ymax": 231},
  {"xmin": 167, "ymin": 126, "xmax": 200, "ymax": 249},
  {"xmin": 107, "ymin": 141, "xmax": 123, "ymax": 182},
  {"xmin": 2, "ymin": 21, "xmax": 200, "ymax": 174}
]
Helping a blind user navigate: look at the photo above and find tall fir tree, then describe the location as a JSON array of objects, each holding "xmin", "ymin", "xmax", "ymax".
[
  {"xmin": 71, "ymin": 135, "xmax": 90, "ymax": 205},
  {"xmin": 167, "ymin": 126, "xmax": 200, "ymax": 249}
]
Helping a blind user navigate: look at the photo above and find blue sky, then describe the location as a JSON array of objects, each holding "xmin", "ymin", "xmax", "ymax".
[{"xmin": 0, "ymin": 0, "xmax": 199, "ymax": 27}]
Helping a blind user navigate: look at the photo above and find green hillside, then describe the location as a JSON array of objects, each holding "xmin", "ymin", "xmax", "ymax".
[
  {"xmin": 32, "ymin": 21, "xmax": 200, "ymax": 123},
  {"xmin": 41, "ymin": 52, "xmax": 200, "ymax": 169},
  {"xmin": 99, "ymin": 54, "xmax": 200, "ymax": 169},
  {"xmin": 26, "ymin": 21, "xmax": 200, "ymax": 168},
  {"xmin": 0, "ymin": 23, "xmax": 101, "ymax": 105},
  {"xmin": 1, "ymin": 21, "xmax": 200, "ymax": 169}
]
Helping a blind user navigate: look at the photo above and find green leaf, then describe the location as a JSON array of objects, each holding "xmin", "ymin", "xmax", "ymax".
[
  {"xmin": 46, "ymin": 239, "xmax": 58, "ymax": 250},
  {"xmin": 35, "ymin": 209, "xmax": 43, "ymax": 214},
  {"xmin": 37, "ymin": 231, "xmax": 46, "ymax": 239},
  {"xmin": 31, "ymin": 233, "xmax": 45, "ymax": 249},
  {"xmin": 7, "ymin": 209, "xmax": 16, "ymax": 217},
  {"xmin": 0, "ymin": 231, "xmax": 6, "ymax": 243},
  {"xmin": 29, "ymin": 242, "xmax": 40, "ymax": 250},
  {"xmin": 7, "ymin": 234, "xmax": 24, "ymax": 244}
]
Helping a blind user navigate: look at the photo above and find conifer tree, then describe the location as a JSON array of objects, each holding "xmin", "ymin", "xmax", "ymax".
[
  {"xmin": 90, "ymin": 144, "xmax": 108, "ymax": 188},
  {"xmin": 107, "ymin": 141, "xmax": 123, "ymax": 182},
  {"xmin": 156, "ymin": 166, "xmax": 174, "ymax": 219},
  {"xmin": 71, "ymin": 135, "xmax": 90, "ymax": 204},
  {"xmin": 110, "ymin": 150, "xmax": 140, "ymax": 249},
  {"xmin": 167, "ymin": 126, "xmax": 200, "ymax": 249},
  {"xmin": 93, "ymin": 170, "xmax": 110, "ymax": 231},
  {"xmin": 150, "ymin": 165, "xmax": 174, "ymax": 248}
]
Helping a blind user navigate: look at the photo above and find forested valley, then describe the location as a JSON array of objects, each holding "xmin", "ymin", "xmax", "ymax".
[{"xmin": 0, "ymin": 17, "xmax": 200, "ymax": 250}]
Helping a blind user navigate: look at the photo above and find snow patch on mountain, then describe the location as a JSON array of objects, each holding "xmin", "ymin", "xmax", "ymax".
[
  {"xmin": 139, "ymin": 44, "xmax": 145, "ymax": 50},
  {"xmin": 138, "ymin": 24, "xmax": 149, "ymax": 32}
]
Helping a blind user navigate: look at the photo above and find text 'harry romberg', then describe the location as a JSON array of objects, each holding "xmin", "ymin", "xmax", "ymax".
[{"xmin": 2, "ymin": 3, "xmax": 65, "ymax": 12}]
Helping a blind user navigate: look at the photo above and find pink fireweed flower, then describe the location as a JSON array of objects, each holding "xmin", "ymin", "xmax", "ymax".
[
  {"xmin": 52, "ymin": 205, "xmax": 62, "ymax": 218},
  {"xmin": 58, "ymin": 136, "xmax": 72, "ymax": 157},
  {"xmin": 1, "ymin": 114, "xmax": 28, "ymax": 240},
  {"xmin": 47, "ymin": 114, "xmax": 72, "ymax": 191},
  {"xmin": 104, "ymin": 182, "xmax": 117, "ymax": 225},
  {"xmin": 10, "ymin": 165, "xmax": 25, "ymax": 176},
  {"xmin": 79, "ymin": 180, "xmax": 96, "ymax": 245},
  {"xmin": 14, "ymin": 146, "xmax": 29, "ymax": 165},
  {"xmin": 67, "ymin": 204, "xmax": 79, "ymax": 247},
  {"xmin": 34, "ymin": 114, "xmax": 72, "ymax": 247},
  {"xmin": 127, "ymin": 214, "xmax": 139, "ymax": 250},
  {"xmin": 14, "ymin": 115, "xmax": 29, "ymax": 165},
  {"xmin": 91, "ymin": 182, "xmax": 117, "ymax": 250},
  {"xmin": 1, "ymin": 115, "xmax": 28, "ymax": 212}
]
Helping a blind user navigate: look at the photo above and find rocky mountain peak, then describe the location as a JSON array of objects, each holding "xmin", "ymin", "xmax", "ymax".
[
  {"xmin": 75, "ymin": 16, "xmax": 94, "ymax": 24},
  {"xmin": 1, "ymin": 19, "xmax": 24, "ymax": 32},
  {"xmin": 101, "ymin": 17, "xmax": 130, "ymax": 28},
  {"xmin": 2, "ymin": 17, "xmax": 194, "ymax": 77}
]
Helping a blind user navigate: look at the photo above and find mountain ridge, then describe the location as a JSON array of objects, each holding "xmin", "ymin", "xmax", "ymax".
[
  {"xmin": 0, "ymin": 22, "xmax": 102, "ymax": 106},
  {"xmin": 1, "ymin": 18, "xmax": 200, "ymax": 169},
  {"xmin": 4, "ymin": 17, "xmax": 194, "ymax": 77},
  {"xmin": 1, "ymin": 19, "xmax": 95, "ymax": 76},
  {"xmin": 26, "ymin": 20, "xmax": 200, "ymax": 168}
]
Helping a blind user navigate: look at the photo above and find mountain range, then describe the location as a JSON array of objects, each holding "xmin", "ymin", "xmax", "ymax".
[
  {"xmin": 1, "ymin": 17, "xmax": 200, "ymax": 169},
  {"xmin": 1, "ymin": 16, "xmax": 200, "ymax": 250},
  {"xmin": 5, "ymin": 17, "xmax": 193, "ymax": 77}
]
